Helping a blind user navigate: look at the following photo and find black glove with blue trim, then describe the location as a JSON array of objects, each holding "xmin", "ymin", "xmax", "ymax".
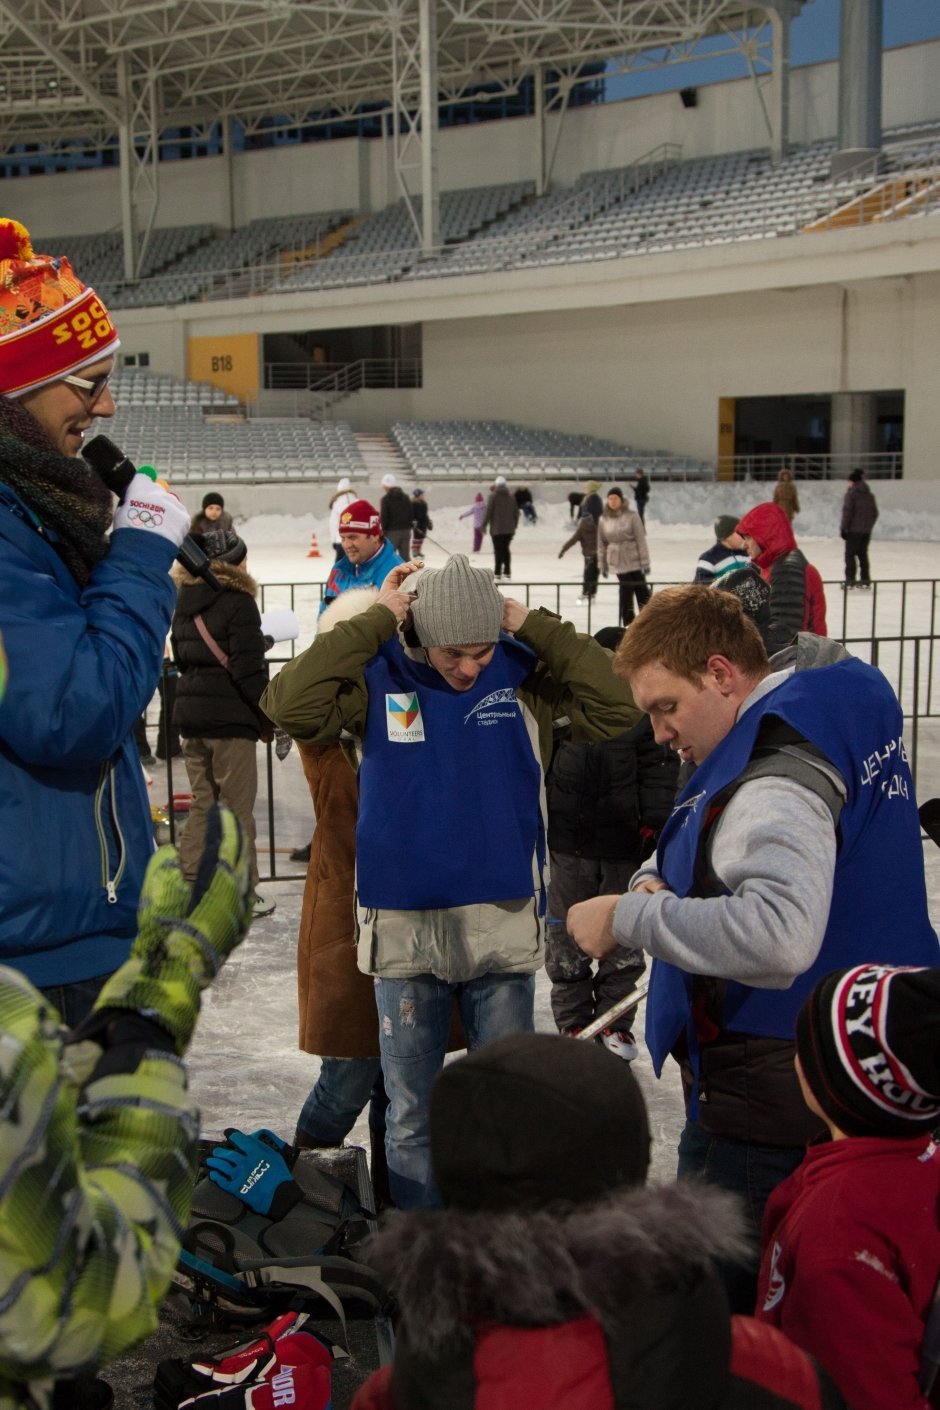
[{"xmin": 206, "ymin": 1127, "xmax": 302, "ymax": 1219}]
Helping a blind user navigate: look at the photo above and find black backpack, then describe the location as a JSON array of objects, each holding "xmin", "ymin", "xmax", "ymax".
[{"xmin": 170, "ymin": 1134, "xmax": 387, "ymax": 1333}]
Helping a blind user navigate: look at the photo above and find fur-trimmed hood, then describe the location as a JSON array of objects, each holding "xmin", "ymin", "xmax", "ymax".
[
  {"xmin": 366, "ymin": 1182, "xmax": 748, "ymax": 1353},
  {"xmin": 172, "ymin": 559, "xmax": 259, "ymax": 598}
]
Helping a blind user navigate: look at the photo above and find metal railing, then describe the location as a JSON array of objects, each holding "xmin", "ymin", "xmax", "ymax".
[
  {"xmin": 719, "ymin": 452, "xmax": 904, "ymax": 482},
  {"xmin": 263, "ymin": 358, "xmax": 423, "ymax": 394}
]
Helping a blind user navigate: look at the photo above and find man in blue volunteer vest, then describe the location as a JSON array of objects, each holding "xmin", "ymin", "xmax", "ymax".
[
  {"xmin": 263, "ymin": 553, "xmax": 638, "ymax": 1209},
  {"xmin": 319, "ymin": 497, "xmax": 404, "ymax": 615},
  {"xmin": 568, "ymin": 585, "xmax": 938, "ymax": 1311}
]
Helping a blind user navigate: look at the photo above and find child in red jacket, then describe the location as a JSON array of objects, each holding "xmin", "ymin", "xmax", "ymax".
[{"xmin": 756, "ymin": 964, "xmax": 940, "ymax": 1410}]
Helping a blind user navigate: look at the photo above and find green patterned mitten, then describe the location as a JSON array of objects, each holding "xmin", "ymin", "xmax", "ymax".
[{"xmin": 93, "ymin": 804, "xmax": 253, "ymax": 1053}]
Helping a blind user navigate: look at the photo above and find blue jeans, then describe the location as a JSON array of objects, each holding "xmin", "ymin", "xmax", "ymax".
[
  {"xmin": 296, "ymin": 1057, "xmax": 388, "ymax": 1146},
  {"xmin": 40, "ymin": 974, "xmax": 108, "ymax": 1029},
  {"xmin": 677, "ymin": 1120, "xmax": 805, "ymax": 1314},
  {"xmin": 376, "ymin": 971, "xmax": 535, "ymax": 1210}
]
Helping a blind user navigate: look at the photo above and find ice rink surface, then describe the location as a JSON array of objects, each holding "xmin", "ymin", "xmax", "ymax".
[{"xmin": 151, "ymin": 488, "xmax": 940, "ymax": 1188}]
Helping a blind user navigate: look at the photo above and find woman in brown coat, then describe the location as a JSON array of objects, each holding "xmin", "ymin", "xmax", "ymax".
[
  {"xmin": 291, "ymin": 586, "xmax": 462, "ymax": 1207},
  {"xmin": 772, "ymin": 468, "xmax": 800, "ymax": 522},
  {"xmin": 597, "ymin": 487, "xmax": 651, "ymax": 626},
  {"xmin": 292, "ymin": 589, "xmax": 389, "ymax": 1196}
]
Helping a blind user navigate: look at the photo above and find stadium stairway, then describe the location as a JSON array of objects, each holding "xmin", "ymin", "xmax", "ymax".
[{"xmin": 356, "ymin": 432, "xmax": 410, "ymax": 486}]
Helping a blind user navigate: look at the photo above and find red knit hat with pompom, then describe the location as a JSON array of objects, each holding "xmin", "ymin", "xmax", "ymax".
[{"xmin": 0, "ymin": 218, "xmax": 120, "ymax": 398}]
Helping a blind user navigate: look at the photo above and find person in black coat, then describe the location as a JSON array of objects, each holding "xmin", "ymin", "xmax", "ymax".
[
  {"xmin": 380, "ymin": 475, "xmax": 415, "ymax": 562},
  {"xmin": 839, "ymin": 468, "xmax": 879, "ymax": 588},
  {"xmin": 171, "ymin": 529, "xmax": 273, "ymax": 912},
  {"xmin": 410, "ymin": 488, "xmax": 433, "ymax": 559},
  {"xmin": 545, "ymin": 626, "xmax": 679, "ymax": 1053},
  {"xmin": 633, "ymin": 468, "xmax": 650, "ymax": 524}
]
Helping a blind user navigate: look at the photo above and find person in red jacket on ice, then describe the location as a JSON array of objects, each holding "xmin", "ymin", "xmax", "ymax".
[{"xmin": 736, "ymin": 501, "xmax": 827, "ymax": 655}]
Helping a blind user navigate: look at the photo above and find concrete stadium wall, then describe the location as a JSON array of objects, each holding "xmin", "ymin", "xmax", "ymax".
[{"xmin": 336, "ymin": 269, "xmax": 940, "ymax": 480}]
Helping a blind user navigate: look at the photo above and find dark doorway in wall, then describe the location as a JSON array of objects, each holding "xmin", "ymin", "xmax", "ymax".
[
  {"xmin": 734, "ymin": 390, "xmax": 904, "ymax": 477},
  {"xmin": 263, "ymin": 325, "xmax": 422, "ymax": 390}
]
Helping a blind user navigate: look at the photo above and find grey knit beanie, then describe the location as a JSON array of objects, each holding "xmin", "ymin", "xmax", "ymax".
[{"xmin": 410, "ymin": 554, "xmax": 503, "ymax": 648}]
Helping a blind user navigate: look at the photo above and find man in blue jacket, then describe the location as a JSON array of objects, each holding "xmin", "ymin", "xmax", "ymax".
[
  {"xmin": 568, "ymin": 585, "xmax": 939, "ymax": 1311},
  {"xmin": 0, "ymin": 217, "xmax": 190, "ymax": 1025},
  {"xmin": 319, "ymin": 498, "xmax": 405, "ymax": 614}
]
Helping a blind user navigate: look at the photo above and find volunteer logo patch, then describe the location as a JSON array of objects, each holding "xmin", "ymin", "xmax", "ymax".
[{"xmin": 386, "ymin": 692, "xmax": 425, "ymax": 742}]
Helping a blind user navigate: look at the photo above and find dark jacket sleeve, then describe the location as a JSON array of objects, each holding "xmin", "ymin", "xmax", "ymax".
[{"xmin": 766, "ymin": 552, "xmax": 808, "ymax": 655}]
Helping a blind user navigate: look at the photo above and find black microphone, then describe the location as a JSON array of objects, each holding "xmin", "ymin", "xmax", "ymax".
[{"xmin": 83, "ymin": 434, "xmax": 222, "ymax": 591}]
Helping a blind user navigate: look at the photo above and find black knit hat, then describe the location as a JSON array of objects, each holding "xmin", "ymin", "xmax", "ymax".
[
  {"xmin": 430, "ymin": 1033, "xmax": 650, "ymax": 1212},
  {"xmin": 848, "ymin": 468, "xmax": 864, "ymax": 483},
  {"xmin": 716, "ymin": 567, "xmax": 771, "ymax": 636},
  {"xmin": 796, "ymin": 965, "xmax": 940, "ymax": 1138},
  {"xmin": 202, "ymin": 491, "xmax": 225, "ymax": 509},
  {"xmin": 593, "ymin": 626, "xmax": 625, "ymax": 652},
  {"xmin": 714, "ymin": 515, "xmax": 740, "ymax": 542}
]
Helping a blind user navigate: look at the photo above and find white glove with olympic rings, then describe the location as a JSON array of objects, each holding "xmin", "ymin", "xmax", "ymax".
[{"xmin": 113, "ymin": 471, "xmax": 191, "ymax": 549}]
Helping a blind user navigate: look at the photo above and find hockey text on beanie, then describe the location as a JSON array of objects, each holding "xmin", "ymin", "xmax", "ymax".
[{"xmin": 796, "ymin": 964, "xmax": 940, "ymax": 1137}]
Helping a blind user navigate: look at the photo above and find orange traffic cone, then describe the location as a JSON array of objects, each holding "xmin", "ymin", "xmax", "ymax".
[{"xmin": 307, "ymin": 533, "xmax": 321, "ymax": 558}]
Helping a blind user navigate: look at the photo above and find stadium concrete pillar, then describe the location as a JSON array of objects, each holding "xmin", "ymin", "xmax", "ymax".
[
  {"xmin": 831, "ymin": 392, "xmax": 878, "ymax": 465},
  {"xmin": 117, "ymin": 55, "xmax": 159, "ymax": 281},
  {"xmin": 832, "ymin": 0, "xmax": 883, "ymax": 178}
]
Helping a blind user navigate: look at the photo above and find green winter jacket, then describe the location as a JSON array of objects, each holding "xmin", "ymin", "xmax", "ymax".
[
  {"xmin": 263, "ymin": 602, "xmax": 639, "ymax": 775},
  {"xmin": 0, "ymin": 969, "xmax": 199, "ymax": 1408},
  {"xmin": 262, "ymin": 605, "xmax": 641, "ymax": 981}
]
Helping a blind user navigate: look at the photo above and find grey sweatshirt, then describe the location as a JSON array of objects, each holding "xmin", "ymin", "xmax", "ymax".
[{"xmin": 615, "ymin": 639, "xmax": 849, "ymax": 990}]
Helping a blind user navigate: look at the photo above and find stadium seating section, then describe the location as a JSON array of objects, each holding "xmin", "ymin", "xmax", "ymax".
[
  {"xmin": 94, "ymin": 371, "xmax": 704, "ymax": 484},
  {"xmin": 44, "ymin": 123, "xmax": 940, "ymax": 310}
]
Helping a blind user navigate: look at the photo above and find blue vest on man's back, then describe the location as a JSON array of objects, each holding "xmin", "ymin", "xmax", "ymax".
[
  {"xmin": 645, "ymin": 658, "xmax": 938, "ymax": 1082},
  {"xmin": 356, "ymin": 634, "xmax": 545, "ymax": 911}
]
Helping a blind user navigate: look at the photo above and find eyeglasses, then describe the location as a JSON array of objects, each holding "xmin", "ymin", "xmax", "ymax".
[{"xmin": 62, "ymin": 370, "xmax": 112, "ymax": 403}]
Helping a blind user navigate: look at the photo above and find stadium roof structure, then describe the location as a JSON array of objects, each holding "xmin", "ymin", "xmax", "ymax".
[
  {"xmin": 0, "ymin": 0, "xmax": 806, "ymax": 266},
  {"xmin": 1, "ymin": 1, "xmax": 804, "ymax": 154}
]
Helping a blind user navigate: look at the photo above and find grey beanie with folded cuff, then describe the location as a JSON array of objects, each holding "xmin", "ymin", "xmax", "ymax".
[{"xmin": 410, "ymin": 554, "xmax": 503, "ymax": 648}]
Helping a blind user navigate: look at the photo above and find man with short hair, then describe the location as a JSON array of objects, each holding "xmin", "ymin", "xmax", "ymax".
[
  {"xmin": 263, "ymin": 553, "xmax": 637, "ymax": 1209},
  {"xmin": 568, "ymin": 585, "xmax": 939, "ymax": 1310},
  {"xmin": 320, "ymin": 498, "xmax": 404, "ymax": 614},
  {"xmin": 693, "ymin": 514, "xmax": 751, "ymax": 585}
]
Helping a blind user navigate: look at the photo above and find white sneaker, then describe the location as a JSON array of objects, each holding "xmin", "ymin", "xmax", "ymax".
[
  {"xmin": 251, "ymin": 893, "xmax": 277, "ymax": 918},
  {"xmin": 601, "ymin": 1029, "xmax": 638, "ymax": 1062}
]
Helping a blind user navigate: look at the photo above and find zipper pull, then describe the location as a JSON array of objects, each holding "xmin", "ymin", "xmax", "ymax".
[{"xmin": 106, "ymin": 880, "xmax": 118, "ymax": 904}]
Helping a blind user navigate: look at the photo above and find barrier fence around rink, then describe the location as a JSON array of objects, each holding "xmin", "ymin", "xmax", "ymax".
[{"xmin": 152, "ymin": 576, "xmax": 940, "ymax": 883}]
